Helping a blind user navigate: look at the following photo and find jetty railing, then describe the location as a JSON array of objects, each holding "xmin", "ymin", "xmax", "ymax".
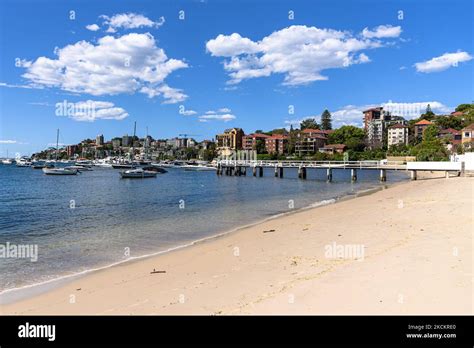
[{"xmin": 216, "ymin": 159, "xmax": 405, "ymax": 169}]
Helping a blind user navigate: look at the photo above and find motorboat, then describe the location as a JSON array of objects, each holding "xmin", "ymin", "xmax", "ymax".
[
  {"xmin": 119, "ymin": 168, "xmax": 157, "ymax": 178},
  {"xmin": 75, "ymin": 159, "xmax": 92, "ymax": 166},
  {"xmin": 65, "ymin": 165, "xmax": 92, "ymax": 172},
  {"xmin": 92, "ymin": 158, "xmax": 113, "ymax": 168},
  {"xmin": 16, "ymin": 158, "xmax": 33, "ymax": 167},
  {"xmin": 32, "ymin": 162, "xmax": 54, "ymax": 169},
  {"xmin": 42, "ymin": 167, "xmax": 78, "ymax": 175},
  {"xmin": 112, "ymin": 162, "xmax": 134, "ymax": 169},
  {"xmin": 141, "ymin": 166, "xmax": 167, "ymax": 174}
]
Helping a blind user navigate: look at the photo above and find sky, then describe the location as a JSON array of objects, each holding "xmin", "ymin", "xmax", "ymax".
[{"xmin": 0, "ymin": 0, "xmax": 473, "ymax": 156}]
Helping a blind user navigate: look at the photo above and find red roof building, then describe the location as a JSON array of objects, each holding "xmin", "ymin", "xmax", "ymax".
[
  {"xmin": 414, "ymin": 119, "xmax": 434, "ymax": 138},
  {"xmin": 242, "ymin": 133, "xmax": 270, "ymax": 151},
  {"xmin": 265, "ymin": 134, "xmax": 288, "ymax": 155}
]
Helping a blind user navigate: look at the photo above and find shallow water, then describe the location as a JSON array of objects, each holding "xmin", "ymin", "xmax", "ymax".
[{"xmin": 0, "ymin": 164, "xmax": 408, "ymax": 292}]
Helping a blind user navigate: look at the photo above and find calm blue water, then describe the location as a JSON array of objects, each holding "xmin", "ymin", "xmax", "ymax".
[{"xmin": 0, "ymin": 164, "xmax": 408, "ymax": 292}]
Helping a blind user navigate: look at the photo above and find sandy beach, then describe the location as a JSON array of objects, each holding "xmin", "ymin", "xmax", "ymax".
[{"xmin": 1, "ymin": 173, "xmax": 472, "ymax": 315}]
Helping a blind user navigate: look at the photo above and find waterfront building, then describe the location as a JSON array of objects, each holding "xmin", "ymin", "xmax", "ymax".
[
  {"xmin": 461, "ymin": 123, "xmax": 474, "ymax": 146},
  {"xmin": 265, "ymin": 134, "xmax": 288, "ymax": 155},
  {"xmin": 200, "ymin": 140, "xmax": 215, "ymax": 150},
  {"xmin": 319, "ymin": 144, "xmax": 347, "ymax": 155},
  {"xmin": 388, "ymin": 124, "xmax": 409, "ymax": 148},
  {"xmin": 96, "ymin": 134, "xmax": 104, "ymax": 146},
  {"xmin": 295, "ymin": 129, "xmax": 328, "ymax": 155},
  {"xmin": 364, "ymin": 107, "xmax": 407, "ymax": 148},
  {"xmin": 112, "ymin": 138, "xmax": 121, "ymax": 150},
  {"xmin": 122, "ymin": 135, "xmax": 131, "ymax": 147},
  {"xmin": 243, "ymin": 133, "xmax": 270, "ymax": 151},
  {"xmin": 66, "ymin": 145, "xmax": 79, "ymax": 157},
  {"xmin": 439, "ymin": 128, "xmax": 462, "ymax": 146},
  {"xmin": 216, "ymin": 128, "xmax": 244, "ymax": 156},
  {"xmin": 414, "ymin": 119, "xmax": 434, "ymax": 139},
  {"xmin": 363, "ymin": 107, "xmax": 384, "ymax": 131}
]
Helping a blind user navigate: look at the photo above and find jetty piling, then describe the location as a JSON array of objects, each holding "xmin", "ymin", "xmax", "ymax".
[{"xmin": 351, "ymin": 168, "xmax": 357, "ymax": 182}]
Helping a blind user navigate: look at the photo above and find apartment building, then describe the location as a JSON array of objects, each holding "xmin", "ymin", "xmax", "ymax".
[{"xmin": 387, "ymin": 124, "xmax": 409, "ymax": 148}]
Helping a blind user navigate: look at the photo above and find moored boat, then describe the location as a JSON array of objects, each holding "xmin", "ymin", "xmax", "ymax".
[
  {"xmin": 1, "ymin": 158, "xmax": 15, "ymax": 165},
  {"xmin": 16, "ymin": 158, "xmax": 33, "ymax": 167},
  {"xmin": 119, "ymin": 168, "xmax": 157, "ymax": 178},
  {"xmin": 42, "ymin": 129, "xmax": 78, "ymax": 176},
  {"xmin": 42, "ymin": 167, "xmax": 78, "ymax": 175},
  {"xmin": 112, "ymin": 163, "xmax": 134, "ymax": 169},
  {"xmin": 65, "ymin": 165, "xmax": 92, "ymax": 172},
  {"xmin": 32, "ymin": 162, "xmax": 54, "ymax": 169}
]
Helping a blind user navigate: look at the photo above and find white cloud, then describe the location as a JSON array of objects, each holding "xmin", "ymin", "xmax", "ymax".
[
  {"xmin": 414, "ymin": 51, "xmax": 473, "ymax": 73},
  {"xmin": 86, "ymin": 24, "xmax": 100, "ymax": 31},
  {"xmin": 206, "ymin": 25, "xmax": 397, "ymax": 86},
  {"xmin": 180, "ymin": 109, "xmax": 197, "ymax": 116},
  {"xmin": 332, "ymin": 104, "xmax": 377, "ymax": 127},
  {"xmin": 19, "ymin": 33, "xmax": 188, "ymax": 104},
  {"xmin": 206, "ymin": 33, "xmax": 260, "ymax": 57},
  {"xmin": 0, "ymin": 82, "xmax": 37, "ymax": 89},
  {"xmin": 0, "ymin": 140, "xmax": 18, "ymax": 144},
  {"xmin": 55, "ymin": 100, "xmax": 129, "ymax": 122},
  {"xmin": 382, "ymin": 101, "xmax": 451, "ymax": 117},
  {"xmin": 101, "ymin": 13, "xmax": 165, "ymax": 33},
  {"xmin": 198, "ymin": 113, "xmax": 236, "ymax": 122},
  {"xmin": 217, "ymin": 107, "xmax": 231, "ymax": 113},
  {"xmin": 361, "ymin": 25, "xmax": 402, "ymax": 39}
]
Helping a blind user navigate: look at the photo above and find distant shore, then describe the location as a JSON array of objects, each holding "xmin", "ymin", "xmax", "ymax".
[{"xmin": 2, "ymin": 172, "xmax": 472, "ymax": 315}]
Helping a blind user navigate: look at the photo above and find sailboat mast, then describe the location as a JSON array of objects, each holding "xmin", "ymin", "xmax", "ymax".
[
  {"xmin": 131, "ymin": 121, "xmax": 136, "ymax": 162},
  {"xmin": 56, "ymin": 128, "xmax": 59, "ymax": 161},
  {"xmin": 145, "ymin": 126, "xmax": 148, "ymax": 160}
]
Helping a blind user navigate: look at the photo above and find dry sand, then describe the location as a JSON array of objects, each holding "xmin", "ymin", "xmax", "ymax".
[{"xmin": 1, "ymin": 173, "xmax": 472, "ymax": 315}]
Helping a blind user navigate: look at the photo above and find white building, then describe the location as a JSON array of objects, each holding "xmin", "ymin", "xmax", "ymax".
[{"xmin": 387, "ymin": 124, "xmax": 409, "ymax": 148}]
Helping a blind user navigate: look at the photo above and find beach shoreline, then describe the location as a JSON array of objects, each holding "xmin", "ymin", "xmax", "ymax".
[
  {"xmin": 1, "ymin": 172, "xmax": 472, "ymax": 315},
  {"xmin": 0, "ymin": 178, "xmax": 404, "ymax": 304}
]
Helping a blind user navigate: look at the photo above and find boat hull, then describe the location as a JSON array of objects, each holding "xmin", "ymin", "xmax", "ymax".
[
  {"xmin": 119, "ymin": 169, "xmax": 157, "ymax": 178},
  {"xmin": 42, "ymin": 168, "xmax": 78, "ymax": 175}
]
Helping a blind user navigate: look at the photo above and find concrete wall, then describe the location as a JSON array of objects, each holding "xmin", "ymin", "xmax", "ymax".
[
  {"xmin": 406, "ymin": 161, "xmax": 462, "ymax": 171},
  {"xmin": 451, "ymin": 152, "xmax": 474, "ymax": 171}
]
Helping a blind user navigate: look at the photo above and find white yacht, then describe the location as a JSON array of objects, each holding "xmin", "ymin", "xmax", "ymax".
[{"xmin": 16, "ymin": 158, "xmax": 33, "ymax": 167}]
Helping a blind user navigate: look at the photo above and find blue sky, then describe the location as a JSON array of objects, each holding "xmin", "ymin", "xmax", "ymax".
[{"xmin": 0, "ymin": 0, "xmax": 473, "ymax": 156}]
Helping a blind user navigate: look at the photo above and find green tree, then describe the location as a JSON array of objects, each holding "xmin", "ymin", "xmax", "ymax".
[
  {"xmin": 434, "ymin": 115, "xmax": 463, "ymax": 130},
  {"xmin": 320, "ymin": 109, "xmax": 332, "ymax": 130},
  {"xmin": 328, "ymin": 125, "xmax": 365, "ymax": 149},
  {"xmin": 423, "ymin": 124, "xmax": 439, "ymax": 142},
  {"xmin": 300, "ymin": 118, "xmax": 319, "ymax": 130},
  {"xmin": 420, "ymin": 104, "xmax": 436, "ymax": 120},
  {"xmin": 256, "ymin": 138, "xmax": 266, "ymax": 154},
  {"xmin": 410, "ymin": 140, "xmax": 448, "ymax": 161},
  {"xmin": 455, "ymin": 103, "xmax": 473, "ymax": 113}
]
